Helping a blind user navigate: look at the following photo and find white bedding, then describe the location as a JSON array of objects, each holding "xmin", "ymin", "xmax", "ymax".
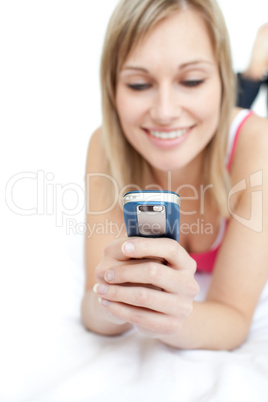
[{"xmin": 1, "ymin": 216, "xmax": 268, "ymax": 402}]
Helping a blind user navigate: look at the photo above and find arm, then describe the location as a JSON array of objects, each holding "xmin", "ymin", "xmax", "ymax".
[
  {"xmin": 91, "ymin": 116, "xmax": 268, "ymax": 350},
  {"xmin": 163, "ymin": 116, "xmax": 268, "ymax": 349},
  {"xmin": 81, "ymin": 128, "xmax": 132, "ymax": 335}
]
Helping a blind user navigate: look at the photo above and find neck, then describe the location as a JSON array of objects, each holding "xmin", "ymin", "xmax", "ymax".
[{"xmin": 148, "ymin": 151, "xmax": 204, "ymax": 193}]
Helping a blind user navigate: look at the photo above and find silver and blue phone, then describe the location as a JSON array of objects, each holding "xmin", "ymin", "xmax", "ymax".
[{"xmin": 123, "ymin": 190, "xmax": 180, "ymax": 241}]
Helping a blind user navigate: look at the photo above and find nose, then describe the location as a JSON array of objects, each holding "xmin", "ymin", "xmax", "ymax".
[{"xmin": 150, "ymin": 84, "xmax": 182, "ymax": 124}]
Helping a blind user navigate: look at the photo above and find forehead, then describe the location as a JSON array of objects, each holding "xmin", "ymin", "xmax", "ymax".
[{"xmin": 123, "ymin": 8, "xmax": 215, "ymax": 67}]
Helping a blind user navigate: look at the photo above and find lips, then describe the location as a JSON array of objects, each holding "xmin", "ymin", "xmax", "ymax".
[{"xmin": 143, "ymin": 126, "xmax": 193, "ymax": 149}]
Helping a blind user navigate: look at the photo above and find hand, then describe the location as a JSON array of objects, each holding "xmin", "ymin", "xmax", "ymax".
[{"xmin": 93, "ymin": 237, "xmax": 199, "ymax": 338}]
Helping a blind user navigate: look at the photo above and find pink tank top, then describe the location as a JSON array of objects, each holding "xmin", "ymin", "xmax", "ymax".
[{"xmin": 190, "ymin": 110, "xmax": 253, "ymax": 273}]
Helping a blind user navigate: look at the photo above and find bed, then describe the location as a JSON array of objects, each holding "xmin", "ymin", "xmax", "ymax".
[
  {"xmin": 1, "ymin": 1, "xmax": 268, "ymax": 400},
  {"xmin": 1, "ymin": 205, "xmax": 268, "ymax": 402}
]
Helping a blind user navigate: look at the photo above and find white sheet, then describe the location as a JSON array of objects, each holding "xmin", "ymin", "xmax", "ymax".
[
  {"xmin": 1, "ymin": 220, "xmax": 268, "ymax": 402},
  {"xmin": 35, "ymin": 277, "xmax": 268, "ymax": 402}
]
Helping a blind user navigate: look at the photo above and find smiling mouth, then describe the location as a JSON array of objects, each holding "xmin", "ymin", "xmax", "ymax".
[{"xmin": 146, "ymin": 127, "xmax": 190, "ymax": 140}]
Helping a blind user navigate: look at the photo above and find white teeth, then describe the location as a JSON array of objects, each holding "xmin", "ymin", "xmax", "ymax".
[{"xmin": 149, "ymin": 128, "xmax": 188, "ymax": 139}]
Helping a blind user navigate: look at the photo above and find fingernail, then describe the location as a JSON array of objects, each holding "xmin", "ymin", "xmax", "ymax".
[
  {"xmin": 105, "ymin": 270, "xmax": 114, "ymax": 282},
  {"xmin": 98, "ymin": 297, "xmax": 110, "ymax": 307},
  {"xmin": 122, "ymin": 241, "xmax": 135, "ymax": 254},
  {"xmin": 93, "ymin": 284, "xmax": 108, "ymax": 295},
  {"xmin": 93, "ymin": 283, "xmax": 99, "ymax": 293}
]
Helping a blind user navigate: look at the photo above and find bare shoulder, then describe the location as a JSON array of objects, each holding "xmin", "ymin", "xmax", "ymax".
[
  {"xmin": 240, "ymin": 112, "xmax": 268, "ymax": 146},
  {"xmin": 85, "ymin": 126, "xmax": 113, "ymax": 212},
  {"xmin": 86, "ymin": 127, "xmax": 108, "ymax": 173},
  {"xmin": 231, "ymin": 109, "xmax": 268, "ymax": 181}
]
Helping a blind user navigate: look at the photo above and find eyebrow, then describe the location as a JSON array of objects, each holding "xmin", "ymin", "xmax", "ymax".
[
  {"xmin": 179, "ymin": 60, "xmax": 214, "ymax": 69},
  {"xmin": 121, "ymin": 60, "xmax": 213, "ymax": 73},
  {"xmin": 122, "ymin": 66, "xmax": 149, "ymax": 73}
]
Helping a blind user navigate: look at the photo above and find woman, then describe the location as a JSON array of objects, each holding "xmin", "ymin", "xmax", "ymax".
[{"xmin": 81, "ymin": 0, "xmax": 268, "ymax": 350}]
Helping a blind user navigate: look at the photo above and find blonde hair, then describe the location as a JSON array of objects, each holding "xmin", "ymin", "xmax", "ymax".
[{"xmin": 100, "ymin": 0, "xmax": 235, "ymax": 217}]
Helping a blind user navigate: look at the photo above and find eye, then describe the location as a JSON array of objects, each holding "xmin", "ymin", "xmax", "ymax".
[
  {"xmin": 127, "ymin": 83, "xmax": 151, "ymax": 91},
  {"xmin": 181, "ymin": 79, "xmax": 204, "ymax": 87}
]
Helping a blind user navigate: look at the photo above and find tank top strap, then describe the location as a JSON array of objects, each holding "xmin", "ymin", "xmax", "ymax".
[{"xmin": 225, "ymin": 109, "xmax": 253, "ymax": 171}]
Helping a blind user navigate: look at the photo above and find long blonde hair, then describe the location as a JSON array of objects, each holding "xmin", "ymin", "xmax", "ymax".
[{"xmin": 100, "ymin": 0, "xmax": 235, "ymax": 217}]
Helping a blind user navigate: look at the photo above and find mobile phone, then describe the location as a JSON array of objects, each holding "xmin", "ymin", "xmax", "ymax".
[{"xmin": 123, "ymin": 190, "xmax": 180, "ymax": 241}]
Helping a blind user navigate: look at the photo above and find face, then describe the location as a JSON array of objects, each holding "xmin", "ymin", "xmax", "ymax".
[{"xmin": 115, "ymin": 8, "xmax": 222, "ymax": 174}]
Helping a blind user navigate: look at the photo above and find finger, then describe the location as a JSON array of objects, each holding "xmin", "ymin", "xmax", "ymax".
[
  {"xmin": 121, "ymin": 237, "xmax": 196, "ymax": 272},
  {"xmin": 93, "ymin": 283, "xmax": 193, "ymax": 317},
  {"xmin": 96, "ymin": 299, "xmax": 181, "ymax": 336},
  {"xmin": 104, "ymin": 261, "xmax": 199, "ymax": 296},
  {"xmin": 103, "ymin": 238, "xmax": 134, "ymax": 262}
]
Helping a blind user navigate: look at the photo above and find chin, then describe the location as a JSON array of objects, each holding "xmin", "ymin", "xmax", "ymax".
[{"xmin": 147, "ymin": 158, "xmax": 186, "ymax": 173}]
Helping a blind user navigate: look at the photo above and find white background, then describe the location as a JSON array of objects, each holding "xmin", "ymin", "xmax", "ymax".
[{"xmin": 0, "ymin": 1, "xmax": 268, "ymax": 400}]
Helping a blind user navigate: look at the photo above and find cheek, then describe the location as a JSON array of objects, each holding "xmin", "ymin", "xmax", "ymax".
[
  {"xmin": 116, "ymin": 87, "xmax": 147, "ymax": 129},
  {"xmin": 195, "ymin": 80, "xmax": 222, "ymax": 129},
  {"xmin": 116, "ymin": 89, "xmax": 133, "ymax": 124},
  {"xmin": 207, "ymin": 77, "xmax": 222, "ymax": 110}
]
